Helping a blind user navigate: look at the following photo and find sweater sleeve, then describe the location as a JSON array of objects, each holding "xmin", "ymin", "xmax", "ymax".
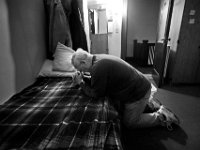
[
  {"xmin": 79, "ymin": 81, "xmax": 98, "ymax": 98},
  {"xmin": 90, "ymin": 62, "xmax": 108, "ymax": 97},
  {"xmin": 78, "ymin": 64, "xmax": 108, "ymax": 98}
]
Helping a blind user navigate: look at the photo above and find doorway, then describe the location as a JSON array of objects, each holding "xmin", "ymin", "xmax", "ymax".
[
  {"xmin": 88, "ymin": 8, "xmax": 108, "ymax": 54},
  {"xmin": 87, "ymin": 0, "xmax": 123, "ymax": 57}
]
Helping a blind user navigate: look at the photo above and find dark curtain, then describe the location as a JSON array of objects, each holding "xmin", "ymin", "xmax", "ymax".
[
  {"xmin": 68, "ymin": 0, "xmax": 88, "ymax": 52},
  {"xmin": 44, "ymin": 0, "xmax": 88, "ymax": 59},
  {"xmin": 89, "ymin": 9, "xmax": 95, "ymax": 34}
]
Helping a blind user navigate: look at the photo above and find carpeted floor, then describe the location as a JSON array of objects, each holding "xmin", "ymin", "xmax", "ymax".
[{"xmin": 122, "ymin": 88, "xmax": 200, "ymax": 150}]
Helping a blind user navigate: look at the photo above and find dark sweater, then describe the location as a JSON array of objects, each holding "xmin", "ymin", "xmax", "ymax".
[{"xmin": 89, "ymin": 54, "xmax": 151, "ymax": 104}]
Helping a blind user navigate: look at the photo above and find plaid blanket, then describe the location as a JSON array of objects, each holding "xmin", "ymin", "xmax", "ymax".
[{"xmin": 0, "ymin": 77, "xmax": 122, "ymax": 150}]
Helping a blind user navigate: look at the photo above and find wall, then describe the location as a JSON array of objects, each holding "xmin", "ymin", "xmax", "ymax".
[
  {"xmin": 0, "ymin": 0, "xmax": 47, "ymax": 104},
  {"xmin": 126, "ymin": 0, "xmax": 160, "ymax": 57},
  {"xmin": 0, "ymin": 0, "xmax": 15, "ymax": 104}
]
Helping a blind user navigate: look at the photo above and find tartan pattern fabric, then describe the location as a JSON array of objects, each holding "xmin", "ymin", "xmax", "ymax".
[{"xmin": 0, "ymin": 77, "xmax": 122, "ymax": 150}]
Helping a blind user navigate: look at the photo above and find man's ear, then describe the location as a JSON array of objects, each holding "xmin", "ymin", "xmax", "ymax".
[{"xmin": 80, "ymin": 60, "xmax": 86, "ymax": 65}]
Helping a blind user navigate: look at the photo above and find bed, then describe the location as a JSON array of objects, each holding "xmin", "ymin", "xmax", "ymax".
[{"xmin": 0, "ymin": 57, "xmax": 123, "ymax": 150}]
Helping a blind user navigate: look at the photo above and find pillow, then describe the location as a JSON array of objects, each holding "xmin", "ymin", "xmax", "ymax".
[
  {"xmin": 38, "ymin": 59, "xmax": 76, "ymax": 77},
  {"xmin": 52, "ymin": 42, "xmax": 76, "ymax": 72}
]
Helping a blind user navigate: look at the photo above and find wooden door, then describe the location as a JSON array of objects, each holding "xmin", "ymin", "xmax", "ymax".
[
  {"xmin": 172, "ymin": 0, "xmax": 200, "ymax": 84},
  {"xmin": 90, "ymin": 34, "xmax": 108, "ymax": 54},
  {"xmin": 154, "ymin": 0, "xmax": 174, "ymax": 87},
  {"xmin": 88, "ymin": 9, "xmax": 108, "ymax": 54}
]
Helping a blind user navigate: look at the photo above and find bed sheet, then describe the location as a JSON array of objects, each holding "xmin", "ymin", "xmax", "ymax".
[{"xmin": 0, "ymin": 77, "xmax": 122, "ymax": 150}]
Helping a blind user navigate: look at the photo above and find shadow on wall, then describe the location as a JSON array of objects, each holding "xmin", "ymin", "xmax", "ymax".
[{"xmin": 6, "ymin": 0, "xmax": 47, "ymax": 92}]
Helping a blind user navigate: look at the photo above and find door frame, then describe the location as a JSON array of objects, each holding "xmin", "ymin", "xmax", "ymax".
[
  {"xmin": 121, "ymin": 0, "xmax": 128, "ymax": 60},
  {"xmin": 154, "ymin": 0, "xmax": 174, "ymax": 87}
]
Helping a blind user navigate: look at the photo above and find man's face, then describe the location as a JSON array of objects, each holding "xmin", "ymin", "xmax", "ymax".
[
  {"xmin": 79, "ymin": 61, "xmax": 90, "ymax": 72},
  {"xmin": 73, "ymin": 63, "xmax": 82, "ymax": 72},
  {"xmin": 73, "ymin": 61, "xmax": 87, "ymax": 72},
  {"xmin": 72, "ymin": 55, "xmax": 91, "ymax": 72}
]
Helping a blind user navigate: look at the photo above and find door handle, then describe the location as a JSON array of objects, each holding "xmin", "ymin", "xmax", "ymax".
[
  {"xmin": 161, "ymin": 38, "xmax": 171, "ymax": 42},
  {"xmin": 198, "ymin": 46, "xmax": 200, "ymax": 58}
]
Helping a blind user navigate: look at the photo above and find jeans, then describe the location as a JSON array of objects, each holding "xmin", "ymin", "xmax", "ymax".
[{"xmin": 123, "ymin": 84, "xmax": 161, "ymax": 128}]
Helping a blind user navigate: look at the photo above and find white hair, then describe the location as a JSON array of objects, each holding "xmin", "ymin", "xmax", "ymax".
[{"xmin": 71, "ymin": 48, "xmax": 92, "ymax": 68}]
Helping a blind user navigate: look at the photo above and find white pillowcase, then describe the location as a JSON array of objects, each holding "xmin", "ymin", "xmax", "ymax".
[
  {"xmin": 52, "ymin": 42, "xmax": 76, "ymax": 72},
  {"xmin": 38, "ymin": 59, "xmax": 76, "ymax": 77}
]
